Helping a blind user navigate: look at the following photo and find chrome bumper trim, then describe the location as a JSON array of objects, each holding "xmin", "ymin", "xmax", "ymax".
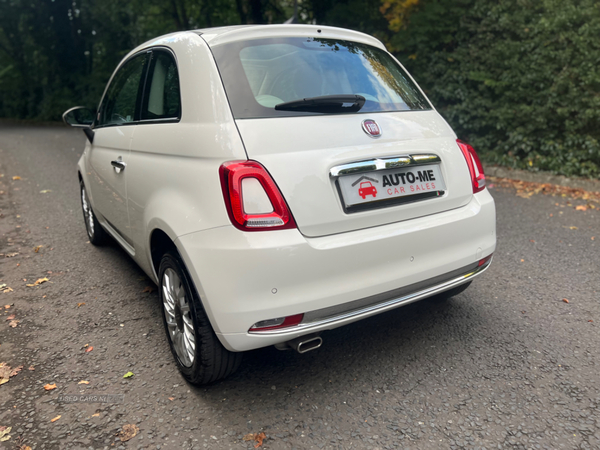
[{"xmin": 250, "ymin": 257, "xmax": 492, "ymax": 336}]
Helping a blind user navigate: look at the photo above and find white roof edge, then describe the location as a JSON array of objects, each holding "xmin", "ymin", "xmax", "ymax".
[
  {"xmin": 196, "ymin": 24, "xmax": 386, "ymax": 50},
  {"xmin": 122, "ymin": 30, "xmax": 204, "ymax": 61}
]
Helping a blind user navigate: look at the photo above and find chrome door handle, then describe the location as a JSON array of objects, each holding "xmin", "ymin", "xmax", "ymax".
[{"xmin": 111, "ymin": 160, "xmax": 127, "ymax": 171}]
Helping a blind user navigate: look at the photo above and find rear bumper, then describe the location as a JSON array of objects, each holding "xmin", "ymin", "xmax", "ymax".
[{"xmin": 176, "ymin": 189, "xmax": 496, "ymax": 351}]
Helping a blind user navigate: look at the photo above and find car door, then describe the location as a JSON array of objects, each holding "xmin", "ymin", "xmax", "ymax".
[{"xmin": 87, "ymin": 51, "xmax": 150, "ymax": 248}]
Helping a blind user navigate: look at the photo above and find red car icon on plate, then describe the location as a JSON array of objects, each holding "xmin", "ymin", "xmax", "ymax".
[{"xmin": 358, "ymin": 181, "xmax": 377, "ymax": 199}]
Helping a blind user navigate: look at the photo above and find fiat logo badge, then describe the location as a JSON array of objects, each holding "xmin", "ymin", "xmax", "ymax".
[{"xmin": 362, "ymin": 119, "xmax": 381, "ymax": 138}]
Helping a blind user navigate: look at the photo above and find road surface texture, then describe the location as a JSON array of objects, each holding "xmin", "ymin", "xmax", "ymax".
[{"xmin": 0, "ymin": 123, "xmax": 598, "ymax": 450}]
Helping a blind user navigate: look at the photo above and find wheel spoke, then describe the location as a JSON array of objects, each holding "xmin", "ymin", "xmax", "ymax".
[
  {"xmin": 166, "ymin": 320, "xmax": 177, "ymax": 335},
  {"xmin": 183, "ymin": 317, "xmax": 194, "ymax": 341}
]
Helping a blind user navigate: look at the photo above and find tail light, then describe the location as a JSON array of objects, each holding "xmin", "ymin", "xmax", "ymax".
[
  {"xmin": 219, "ymin": 160, "xmax": 296, "ymax": 232},
  {"xmin": 457, "ymin": 140, "xmax": 486, "ymax": 193}
]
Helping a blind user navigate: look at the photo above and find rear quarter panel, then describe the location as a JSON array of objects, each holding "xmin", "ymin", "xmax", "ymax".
[{"xmin": 125, "ymin": 33, "xmax": 247, "ymax": 279}]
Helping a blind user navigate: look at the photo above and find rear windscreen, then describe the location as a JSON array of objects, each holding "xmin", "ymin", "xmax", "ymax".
[{"xmin": 211, "ymin": 37, "xmax": 431, "ymax": 119}]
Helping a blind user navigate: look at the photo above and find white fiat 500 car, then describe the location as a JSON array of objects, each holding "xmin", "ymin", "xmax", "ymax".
[{"xmin": 63, "ymin": 25, "xmax": 496, "ymax": 384}]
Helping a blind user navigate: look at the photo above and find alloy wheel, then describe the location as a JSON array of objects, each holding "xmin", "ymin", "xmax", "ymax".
[
  {"xmin": 162, "ymin": 268, "xmax": 196, "ymax": 367},
  {"xmin": 81, "ymin": 184, "xmax": 95, "ymax": 238}
]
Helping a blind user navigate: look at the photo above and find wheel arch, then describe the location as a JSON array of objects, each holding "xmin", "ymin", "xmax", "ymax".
[
  {"xmin": 149, "ymin": 228, "xmax": 178, "ymax": 279},
  {"xmin": 148, "ymin": 225, "xmax": 226, "ymax": 341}
]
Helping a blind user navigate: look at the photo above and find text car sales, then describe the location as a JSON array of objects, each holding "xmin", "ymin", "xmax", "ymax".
[{"xmin": 381, "ymin": 169, "xmax": 437, "ymax": 194}]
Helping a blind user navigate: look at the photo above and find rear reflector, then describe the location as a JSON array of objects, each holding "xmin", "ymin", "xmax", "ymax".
[
  {"xmin": 457, "ymin": 140, "xmax": 486, "ymax": 193},
  {"xmin": 249, "ymin": 314, "xmax": 304, "ymax": 332},
  {"xmin": 220, "ymin": 160, "xmax": 296, "ymax": 232},
  {"xmin": 478, "ymin": 254, "xmax": 493, "ymax": 267}
]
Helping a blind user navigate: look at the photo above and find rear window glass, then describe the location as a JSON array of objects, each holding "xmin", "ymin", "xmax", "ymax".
[{"xmin": 211, "ymin": 37, "xmax": 431, "ymax": 119}]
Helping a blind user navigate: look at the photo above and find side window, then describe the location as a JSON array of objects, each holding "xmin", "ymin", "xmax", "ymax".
[
  {"xmin": 98, "ymin": 53, "xmax": 148, "ymax": 127},
  {"xmin": 142, "ymin": 51, "xmax": 181, "ymax": 120}
]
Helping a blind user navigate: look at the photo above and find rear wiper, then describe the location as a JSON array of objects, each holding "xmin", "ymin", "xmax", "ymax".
[{"xmin": 274, "ymin": 95, "xmax": 366, "ymax": 113}]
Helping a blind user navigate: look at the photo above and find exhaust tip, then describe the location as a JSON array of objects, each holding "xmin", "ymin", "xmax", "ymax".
[
  {"xmin": 287, "ymin": 335, "xmax": 322, "ymax": 354},
  {"xmin": 297, "ymin": 336, "xmax": 322, "ymax": 353}
]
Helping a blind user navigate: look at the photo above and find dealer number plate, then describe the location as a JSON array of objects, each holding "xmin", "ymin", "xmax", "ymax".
[{"xmin": 338, "ymin": 164, "xmax": 446, "ymax": 207}]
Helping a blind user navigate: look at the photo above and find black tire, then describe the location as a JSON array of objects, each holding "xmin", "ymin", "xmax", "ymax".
[
  {"xmin": 80, "ymin": 180, "xmax": 107, "ymax": 245},
  {"xmin": 158, "ymin": 250, "xmax": 243, "ymax": 385},
  {"xmin": 430, "ymin": 281, "xmax": 472, "ymax": 302}
]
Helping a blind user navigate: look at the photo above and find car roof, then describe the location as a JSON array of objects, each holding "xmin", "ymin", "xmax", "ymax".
[{"xmin": 128, "ymin": 24, "xmax": 386, "ymax": 59}]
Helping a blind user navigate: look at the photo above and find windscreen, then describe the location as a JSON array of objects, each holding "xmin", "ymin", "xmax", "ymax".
[{"xmin": 211, "ymin": 37, "xmax": 431, "ymax": 119}]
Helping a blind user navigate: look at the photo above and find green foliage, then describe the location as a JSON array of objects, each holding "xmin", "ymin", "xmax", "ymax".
[
  {"xmin": 1, "ymin": 0, "xmax": 598, "ymax": 178},
  {"xmin": 0, "ymin": 0, "xmax": 287, "ymax": 120},
  {"xmin": 390, "ymin": 0, "xmax": 600, "ymax": 178}
]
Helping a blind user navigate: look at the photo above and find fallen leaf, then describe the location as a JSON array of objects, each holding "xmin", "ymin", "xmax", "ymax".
[
  {"xmin": 0, "ymin": 425, "xmax": 11, "ymax": 441},
  {"xmin": 5, "ymin": 252, "xmax": 18, "ymax": 257},
  {"xmin": 78, "ymin": 380, "xmax": 89, "ymax": 384},
  {"xmin": 77, "ymin": 302, "xmax": 85, "ymax": 307},
  {"xmin": 33, "ymin": 245, "xmax": 43, "ymax": 253},
  {"xmin": 244, "ymin": 432, "xmax": 267, "ymax": 448},
  {"xmin": 142, "ymin": 286, "xmax": 154, "ymax": 294},
  {"xmin": 28, "ymin": 366, "xmax": 34, "ymax": 371},
  {"xmin": 589, "ymin": 320, "xmax": 593, "ymax": 323},
  {"xmin": 6, "ymin": 314, "xmax": 15, "ymax": 320},
  {"xmin": 592, "ymin": 237, "xmax": 596, "ymax": 241},
  {"xmin": 4, "ymin": 305, "xmax": 10, "ymax": 309},
  {"xmin": 0, "ymin": 363, "xmax": 12, "ymax": 385},
  {"xmin": 91, "ymin": 413, "xmax": 100, "ymax": 417},
  {"xmin": 85, "ymin": 346, "xmax": 93, "ymax": 353},
  {"xmin": 20, "ymin": 446, "xmax": 32, "ymax": 450},
  {"xmin": 0, "ymin": 285, "xmax": 13, "ymax": 293},
  {"xmin": 12, "ymin": 176, "xmax": 21, "ymax": 180},
  {"xmin": 562, "ymin": 298, "xmax": 569, "ymax": 304},
  {"xmin": 168, "ymin": 397, "xmax": 174, "ymax": 401},
  {"xmin": 43, "ymin": 383, "xmax": 57, "ymax": 391},
  {"xmin": 575, "ymin": 205, "xmax": 587, "ymax": 211},
  {"xmin": 118, "ymin": 424, "xmax": 139, "ymax": 442},
  {"xmin": 9, "ymin": 365, "xmax": 22, "ymax": 377},
  {"xmin": 26, "ymin": 277, "xmax": 49, "ymax": 287},
  {"xmin": 50, "ymin": 415, "xmax": 61, "ymax": 423},
  {"xmin": 520, "ymin": 259, "xmax": 525, "ymax": 262},
  {"xmin": 123, "ymin": 371, "xmax": 134, "ymax": 378},
  {"xmin": 8, "ymin": 320, "xmax": 19, "ymax": 328},
  {"xmin": 39, "ymin": 190, "xmax": 52, "ymax": 194},
  {"xmin": 569, "ymin": 226, "xmax": 578, "ymax": 230}
]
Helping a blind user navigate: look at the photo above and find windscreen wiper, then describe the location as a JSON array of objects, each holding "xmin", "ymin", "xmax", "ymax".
[{"xmin": 274, "ymin": 95, "xmax": 366, "ymax": 113}]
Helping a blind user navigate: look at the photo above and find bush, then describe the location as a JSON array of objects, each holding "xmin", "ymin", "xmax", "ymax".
[{"xmin": 390, "ymin": 0, "xmax": 600, "ymax": 178}]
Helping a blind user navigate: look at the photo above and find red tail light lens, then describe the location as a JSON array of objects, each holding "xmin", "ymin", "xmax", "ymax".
[
  {"xmin": 219, "ymin": 160, "xmax": 296, "ymax": 232},
  {"xmin": 457, "ymin": 140, "xmax": 486, "ymax": 193}
]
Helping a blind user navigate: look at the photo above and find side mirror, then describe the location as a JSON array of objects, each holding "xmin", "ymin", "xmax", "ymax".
[{"xmin": 62, "ymin": 106, "xmax": 96, "ymax": 143}]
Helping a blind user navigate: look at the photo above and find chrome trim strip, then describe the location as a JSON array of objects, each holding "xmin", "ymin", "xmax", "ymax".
[
  {"xmin": 329, "ymin": 154, "xmax": 441, "ymax": 177},
  {"xmin": 249, "ymin": 258, "xmax": 492, "ymax": 336}
]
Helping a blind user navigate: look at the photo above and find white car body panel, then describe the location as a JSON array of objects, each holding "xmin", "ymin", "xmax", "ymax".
[{"xmin": 86, "ymin": 126, "xmax": 134, "ymax": 242}]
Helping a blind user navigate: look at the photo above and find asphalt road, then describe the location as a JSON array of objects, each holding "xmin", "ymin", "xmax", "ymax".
[{"xmin": 0, "ymin": 123, "xmax": 598, "ymax": 450}]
